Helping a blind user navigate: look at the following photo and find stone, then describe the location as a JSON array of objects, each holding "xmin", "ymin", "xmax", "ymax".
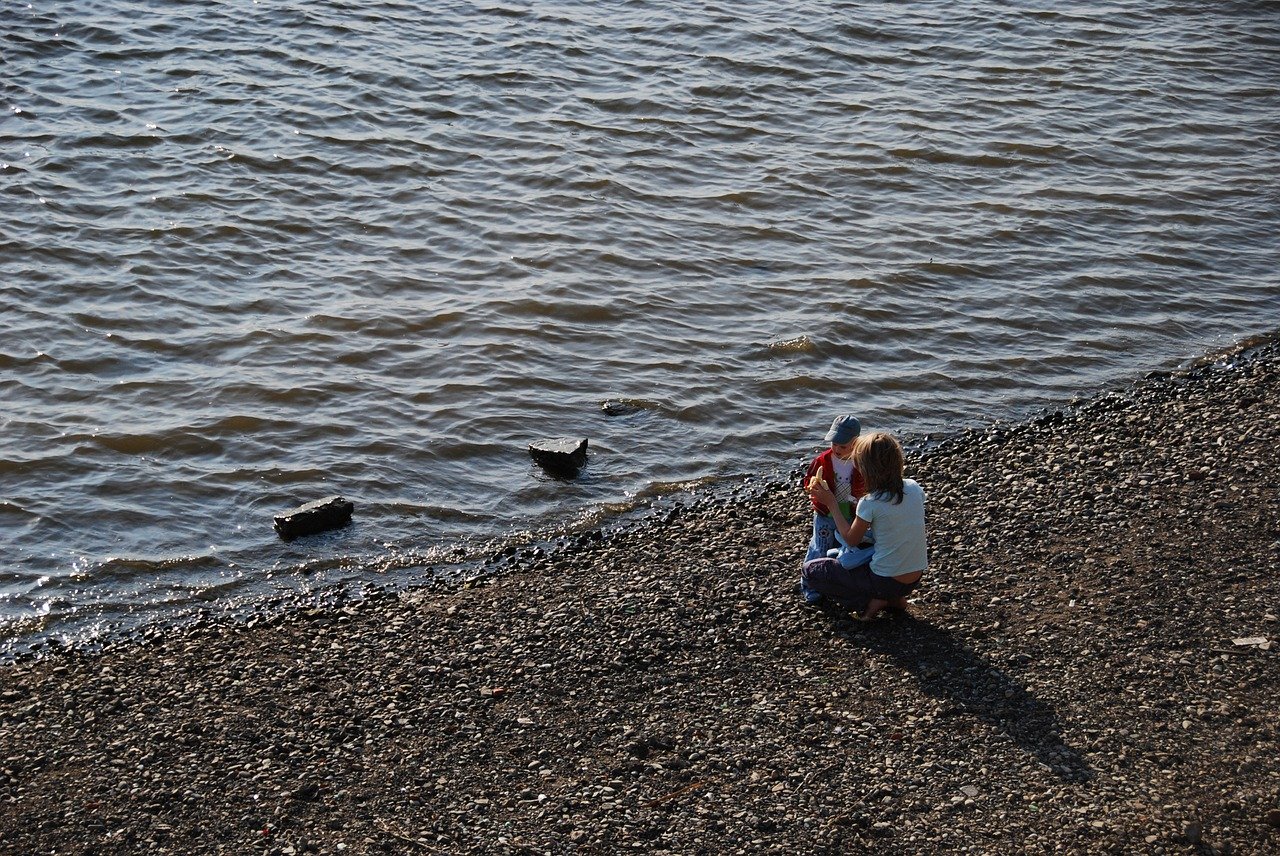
[
  {"xmin": 600, "ymin": 399, "xmax": 640, "ymax": 416},
  {"xmin": 273, "ymin": 496, "xmax": 354, "ymax": 540},
  {"xmin": 291, "ymin": 783, "xmax": 321, "ymax": 802},
  {"xmin": 529, "ymin": 438, "xmax": 588, "ymax": 476}
]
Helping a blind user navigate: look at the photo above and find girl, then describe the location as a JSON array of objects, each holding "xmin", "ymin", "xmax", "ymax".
[{"xmin": 803, "ymin": 431, "xmax": 927, "ymax": 621}]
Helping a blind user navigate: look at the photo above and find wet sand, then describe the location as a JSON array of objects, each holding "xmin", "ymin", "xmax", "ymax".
[{"xmin": 2, "ymin": 335, "xmax": 1278, "ymax": 855}]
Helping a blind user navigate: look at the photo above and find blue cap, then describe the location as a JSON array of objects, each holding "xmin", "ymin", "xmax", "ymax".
[{"xmin": 824, "ymin": 414, "xmax": 861, "ymax": 445}]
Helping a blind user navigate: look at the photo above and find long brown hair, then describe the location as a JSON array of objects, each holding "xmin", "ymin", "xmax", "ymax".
[{"xmin": 853, "ymin": 431, "xmax": 905, "ymax": 504}]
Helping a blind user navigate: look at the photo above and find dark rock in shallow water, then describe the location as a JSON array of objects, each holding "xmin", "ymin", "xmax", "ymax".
[
  {"xmin": 601, "ymin": 398, "xmax": 647, "ymax": 416},
  {"xmin": 529, "ymin": 437, "xmax": 588, "ymax": 476},
  {"xmin": 273, "ymin": 496, "xmax": 354, "ymax": 540}
]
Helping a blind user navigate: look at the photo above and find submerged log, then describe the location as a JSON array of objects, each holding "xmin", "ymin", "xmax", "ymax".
[{"xmin": 273, "ymin": 495, "xmax": 354, "ymax": 540}]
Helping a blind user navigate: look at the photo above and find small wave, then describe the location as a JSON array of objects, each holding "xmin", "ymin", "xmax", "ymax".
[
  {"xmin": 679, "ymin": 188, "xmax": 779, "ymax": 210},
  {"xmin": 1189, "ymin": 331, "xmax": 1280, "ymax": 369},
  {"xmin": 379, "ymin": 502, "xmax": 490, "ymax": 524},
  {"xmin": 0, "ymin": 500, "xmax": 37, "ymax": 517},
  {"xmin": 88, "ymin": 430, "xmax": 224, "ymax": 457},
  {"xmin": 70, "ymin": 132, "xmax": 165, "ymax": 151},
  {"xmin": 634, "ymin": 476, "xmax": 723, "ymax": 498},
  {"xmin": 1132, "ymin": 251, "xmax": 1209, "ymax": 271},
  {"xmin": 497, "ymin": 297, "xmax": 625, "ymax": 325},
  {"xmin": 57, "ymin": 20, "xmax": 125, "ymax": 46},
  {"xmin": 688, "ymin": 83, "xmax": 751, "ymax": 99},
  {"xmin": 93, "ymin": 553, "xmax": 224, "ymax": 581},
  {"xmin": 702, "ymin": 53, "xmax": 819, "ymax": 82},
  {"xmin": 0, "ymin": 350, "xmax": 38, "ymax": 369},
  {"xmin": 991, "ymin": 140, "xmax": 1075, "ymax": 159},
  {"xmin": 917, "ymin": 260, "xmax": 990, "ymax": 278},
  {"xmin": 458, "ymin": 68, "xmax": 541, "ymax": 85},
  {"xmin": 478, "ymin": 4, "xmax": 529, "ymax": 19},
  {"xmin": 753, "ymin": 375, "xmax": 831, "ymax": 395},
  {"xmin": 0, "ymin": 613, "xmax": 55, "ymax": 638},
  {"xmin": 582, "ymin": 95, "xmax": 676, "ymax": 116},
  {"xmin": 3, "ymin": 141, "xmax": 50, "ymax": 167},
  {"xmin": 202, "ymin": 414, "xmax": 282, "ymax": 435},
  {"xmin": 887, "ymin": 146, "xmax": 1021, "ymax": 169}
]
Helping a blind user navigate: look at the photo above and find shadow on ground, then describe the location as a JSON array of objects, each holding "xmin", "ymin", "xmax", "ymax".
[{"xmin": 827, "ymin": 609, "xmax": 1094, "ymax": 783}]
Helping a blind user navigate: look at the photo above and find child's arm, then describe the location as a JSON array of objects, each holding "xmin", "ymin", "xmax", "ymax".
[{"xmin": 803, "ymin": 461, "xmax": 828, "ymax": 513}]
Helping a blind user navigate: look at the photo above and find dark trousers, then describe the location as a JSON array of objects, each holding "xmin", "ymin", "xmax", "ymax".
[{"xmin": 801, "ymin": 557, "xmax": 919, "ymax": 610}]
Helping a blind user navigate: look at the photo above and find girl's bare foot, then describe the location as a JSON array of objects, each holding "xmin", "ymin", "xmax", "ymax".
[{"xmin": 859, "ymin": 598, "xmax": 889, "ymax": 621}]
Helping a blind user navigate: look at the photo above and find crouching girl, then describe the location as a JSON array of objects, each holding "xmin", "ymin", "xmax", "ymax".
[{"xmin": 803, "ymin": 431, "xmax": 927, "ymax": 621}]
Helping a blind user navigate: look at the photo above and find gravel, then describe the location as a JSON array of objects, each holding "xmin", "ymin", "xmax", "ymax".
[{"xmin": 2, "ymin": 335, "xmax": 1278, "ymax": 855}]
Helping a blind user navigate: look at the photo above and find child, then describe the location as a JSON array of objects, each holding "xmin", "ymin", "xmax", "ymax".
[
  {"xmin": 803, "ymin": 431, "xmax": 928, "ymax": 621},
  {"xmin": 800, "ymin": 415, "xmax": 866, "ymax": 602}
]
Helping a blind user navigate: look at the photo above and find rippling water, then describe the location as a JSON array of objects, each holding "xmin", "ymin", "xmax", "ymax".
[{"xmin": 3, "ymin": 0, "xmax": 1278, "ymax": 649}]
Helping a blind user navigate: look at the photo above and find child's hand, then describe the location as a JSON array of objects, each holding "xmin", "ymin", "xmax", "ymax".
[{"xmin": 807, "ymin": 478, "xmax": 835, "ymax": 507}]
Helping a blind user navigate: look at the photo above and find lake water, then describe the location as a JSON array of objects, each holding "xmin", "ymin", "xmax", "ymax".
[{"xmin": 3, "ymin": 0, "xmax": 1278, "ymax": 651}]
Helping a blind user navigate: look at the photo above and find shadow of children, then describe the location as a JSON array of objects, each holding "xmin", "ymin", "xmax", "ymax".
[{"xmin": 833, "ymin": 611, "xmax": 1094, "ymax": 784}]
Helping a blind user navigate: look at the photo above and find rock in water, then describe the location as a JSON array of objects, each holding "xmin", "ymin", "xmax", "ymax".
[
  {"xmin": 600, "ymin": 399, "xmax": 641, "ymax": 416},
  {"xmin": 273, "ymin": 496, "xmax": 354, "ymax": 540},
  {"xmin": 529, "ymin": 438, "xmax": 588, "ymax": 476}
]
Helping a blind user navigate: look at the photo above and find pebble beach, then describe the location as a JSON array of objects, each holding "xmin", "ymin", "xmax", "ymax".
[{"xmin": 2, "ymin": 334, "xmax": 1278, "ymax": 855}]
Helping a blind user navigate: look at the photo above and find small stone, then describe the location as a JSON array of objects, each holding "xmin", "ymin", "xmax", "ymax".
[
  {"xmin": 601, "ymin": 399, "xmax": 643, "ymax": 416},
  {"xmin": 291, "ymin": 783, "xmax": 321, "ymax": 802},
  {"xmin": 1263, "ymin": 809, "xmax": 1280, "ymax": 828}
]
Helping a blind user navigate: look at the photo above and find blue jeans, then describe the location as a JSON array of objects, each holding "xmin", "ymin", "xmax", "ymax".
[
  {"xmin": 805, "ymin": 513, "xmax": 836, "ymax": 563},
  {"xmin": 799, "ymin": 513, "xmax": 835, "ymax": 601},
  {"xmin": 805, "ymin": 513, "xmax": 875, "ymax": 566},
  {"xmin": 802, "ymin": 514, "xmax": 875, "ymax": 602}
]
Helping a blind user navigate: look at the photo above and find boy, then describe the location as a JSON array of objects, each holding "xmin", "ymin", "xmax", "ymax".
[{"xmin": 800, "ymin": 414, "xmax": 866, "ymax": 602}]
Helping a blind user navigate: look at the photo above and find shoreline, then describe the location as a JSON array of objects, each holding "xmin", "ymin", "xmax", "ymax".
[
  {"xmin": 2, "ymin": 336, "xmax": 1278, "ymax": 854},
  {"xmin": 5, "ymin": 331, "xmax": 1275, "ymax": 663}
]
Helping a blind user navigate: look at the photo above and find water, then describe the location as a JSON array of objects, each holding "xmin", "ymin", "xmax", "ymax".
[{"xmin": 3, "ymin": 0, "xmax": 1278, "ymax": 650}]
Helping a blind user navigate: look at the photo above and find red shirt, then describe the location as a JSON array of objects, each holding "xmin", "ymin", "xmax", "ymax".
[{"xmin": 803, "ymin": 448, "xmax": 865, "ymax": 515}]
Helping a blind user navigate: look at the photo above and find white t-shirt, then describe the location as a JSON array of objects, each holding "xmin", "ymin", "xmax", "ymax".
[{"xmin": 855, "ymin": 479, "xmax": 927, "ymax": 578}]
